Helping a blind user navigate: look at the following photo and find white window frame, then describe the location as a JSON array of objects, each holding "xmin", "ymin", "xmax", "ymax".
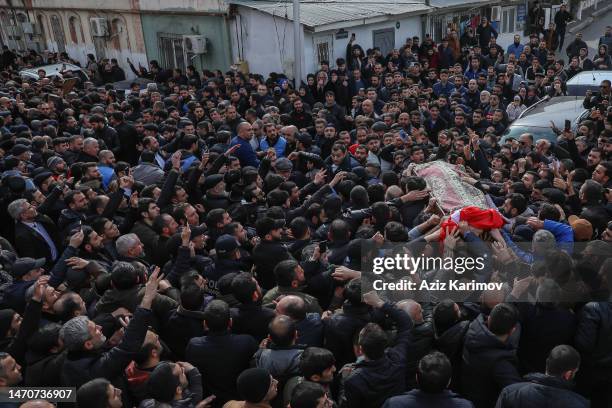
[{"xmin": 501, "ymin": 7, "xmax": 516, "ymax": 34}]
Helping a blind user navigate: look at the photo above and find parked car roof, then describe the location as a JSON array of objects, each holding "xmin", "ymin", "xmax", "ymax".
[
  {"xmin": 500, "ymin": 96, "xmax": 588, "ymax": 143},
  {"xmin": 565, "ymin": 70, "xmax": 612, "ymax": 96},
  {"xmin": 19, "ymin": 63, "xmax": 89, "ymax": 81}
]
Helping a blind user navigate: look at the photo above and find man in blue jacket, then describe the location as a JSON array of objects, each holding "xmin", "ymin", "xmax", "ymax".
[{"xmin": 230, "ymin": 122, "xmax": 260, "ymax": 168}]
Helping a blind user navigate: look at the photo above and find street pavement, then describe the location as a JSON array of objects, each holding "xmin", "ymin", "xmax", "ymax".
[{"xmin": 562, "ymin": 8, "xmax": 612, "ymax": 57}]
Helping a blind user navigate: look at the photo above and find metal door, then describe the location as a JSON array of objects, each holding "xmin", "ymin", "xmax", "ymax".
[{"xmin": 373, "ymin": 28, "xmax": 395, "ymax": 57}]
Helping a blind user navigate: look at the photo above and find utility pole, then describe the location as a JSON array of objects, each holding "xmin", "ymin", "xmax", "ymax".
[{"xmin": 293, "ymin": 0, "xmax": 302, "ymax": 87}]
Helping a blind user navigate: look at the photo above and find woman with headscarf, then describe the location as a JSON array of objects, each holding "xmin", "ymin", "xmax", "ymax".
[{"xmin": 593, "ymin": 44, "xmax": 612, "ymax": 70}]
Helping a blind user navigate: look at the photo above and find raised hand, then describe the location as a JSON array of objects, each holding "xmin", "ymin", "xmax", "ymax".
[
  {"xmin": 171, "ymin": 151, "xmax": 182, "ymax": 171},
  {"xmin": 66, "ymin": 257, "xmax": 89, "ymax": 270},
  {"xmin": 363, "ymin": 291, "xmax": 384, "ymax": 308},
  {"xmin": 32, "ymin": 275, "xmax": 50, "ymax": 302},
  {"xmin": 329, "ymin": 171, "xmax": 347, "ymax": 188},
  {"xmin": 141, "ymin": 266, "xmax": 163, "ymax": 309},
  {"xmin": 314, "ymin": 169, "xmax": 327, "ymax": 185},
  {"xmin": 69, "ymin": 229, "xmax": 84, "ymax": 249}
]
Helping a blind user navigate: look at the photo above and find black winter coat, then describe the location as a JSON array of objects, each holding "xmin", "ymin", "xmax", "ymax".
[
  {"xmin": 516, "ymin": 302, "xmax": 577, "ymax": 374},
  {"xmin": 230, "ymin": 301, "xmax": 276, "ymax": 342},
  {"xmin": 461, "ymin": 314, "xmax": 522, "ymax": 408},
  {"xmin": 435, "ymin": 320, "xmax": 470, "ymax": 392},
  {"xmin": 186, "ymin": 331, "xmax": 258, "ymax": 408},
  {"xmin": 324, "ymin": 303, "xmax": 377, "ymax": 368},
  {"xmin": 383, "ymin": 389, "xmax": 474, "ymax": 408},
  {"xmin": 61, "ymin": 307, "xmax": 151, "ymax": 388},
  {"xmin": 162, "ymin": 306, "xmax": 207, "ymax": 360},
  {"xmin": 495, "ymin": 373, "xmax": 589, "ymax": 408},
  {"xmin": 342, "ymin": 303, "xmax": 413, "ymax": 408}
]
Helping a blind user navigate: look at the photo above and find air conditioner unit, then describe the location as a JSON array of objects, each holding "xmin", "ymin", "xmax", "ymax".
[
  {"xmin": 90, "ymin": 18, "xmax": 108, "ymax": 37},
  {"xmin": 183, "ymin": 35, "xmax": 207, "ymax": 54},
  {"xmin": 21, "ymin": 22, "xmax": 33, "ymax": 34},
  {"xmin": 491, "ymin": 6, "xmax": 501, "ymax": 22}
]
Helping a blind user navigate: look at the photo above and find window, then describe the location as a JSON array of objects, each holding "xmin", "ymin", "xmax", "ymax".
[
  {"xmin": 50, "ymin": 14, "xmax": 66, "ymax": 52},
  {"xmin": 316, "ymin": 42, "xmax": 329, "ymax": 65},
  {"xmin": 501, "ymin": 7, "xmax": 516, "ymax": 34},
  {"xmin": 69, "ymin": 16, "xmax": 78, "ymax": 43},
  {"xmin": 313, "ymin": 35, "xmax": 333, "ymax": 69},
  {"xmin": 158, "ymin": 33, "xmax": 193, "ymax": 71}
]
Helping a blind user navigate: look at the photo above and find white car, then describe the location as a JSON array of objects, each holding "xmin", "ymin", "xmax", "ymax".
[
  {"xmin": 565, "ymin": 70, "xmax": 612, "ymax": 96},
  {"xmin": 19, "ymin": 63, "xmax": 90, "ymax": 82}
]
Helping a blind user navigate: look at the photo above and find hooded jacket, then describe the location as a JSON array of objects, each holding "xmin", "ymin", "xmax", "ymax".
[
  {"xmin": 461, "ymin": 314, "xmax": 522, "ymax": 408},
  {"xmin": 341, "ymin": 302, "xmax": 414, "ymax": 408}
]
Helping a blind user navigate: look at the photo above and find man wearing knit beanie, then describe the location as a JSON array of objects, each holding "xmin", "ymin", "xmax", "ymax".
[{"xmin": 223, "ymin": 368, "xmax": 278, "ymax": 408}]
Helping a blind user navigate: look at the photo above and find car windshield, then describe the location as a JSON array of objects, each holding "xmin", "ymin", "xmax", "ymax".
[{"xmin": 501, "ymin": 125, "xmax": 558, "ymax": 143}]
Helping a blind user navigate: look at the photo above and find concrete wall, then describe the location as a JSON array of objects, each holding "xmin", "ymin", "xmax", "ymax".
[
  {"xmin": 0, "ymin": 0, "xmax": 148, "ymax": 79},
  {"xmin": 139, "ymin": 0, "xmax": 227, "ymax": 12},
  {"xmin": 324, "ymin": 15, "xmax": 423, "ymax": 62},
  {"xmin": 34, "ymin": 10, "xmax": 147, "ymax": 79},
  {"xmin": 140, "ymin": 14, "xmax": 231, "ymax": 72},
  {"xmin": 230, "ymin": 7, "xmax": 423, "ymax": 80},
  {"xmin": 229, "ymin": 7, "xmax": 303, "ymax": 79}
]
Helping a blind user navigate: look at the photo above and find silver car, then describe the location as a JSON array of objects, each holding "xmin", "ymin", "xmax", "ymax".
[
  {"xmin": 19, "ymin": 63, "xmax": 89, "ymax": 83},
  {"xmin": 565, "ymin": 70, "xmax": 612, "ymax": 96},
  {"xmin": 500, "ymin": 96, "xmax": 590, "ymax": 144}
]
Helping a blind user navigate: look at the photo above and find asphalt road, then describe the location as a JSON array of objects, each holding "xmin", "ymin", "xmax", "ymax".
[{"xmin": 563, "ymin": 8, "xmax": 612, "ymax": 57}]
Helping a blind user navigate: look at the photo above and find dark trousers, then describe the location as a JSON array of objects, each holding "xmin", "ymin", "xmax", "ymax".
[{"xmin": 557, "ymin": 28, "xmax": 566, "ymax": 51}]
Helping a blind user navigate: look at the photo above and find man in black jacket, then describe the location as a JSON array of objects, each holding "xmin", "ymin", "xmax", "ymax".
[
  {"xmin": 162, "ymin": 285, "xmax": 206, "ymax": 360},
  {"xmin": 230, "ymin": 272, "xmax": 276, "ymax": 341},
  {"xmin": 252, "ymin": 217, "xmax": 294, "ymax": 290},
  {"xmin": 574, "ymin": 260, "xmax": 612, "ymax": 407},
  {"xmin": 496, "ymin": 345, "xmax": 589, "ymax": 408},
  {"xmin": 398, "ymin": 299, "xmax": 434, "ymax": 390},
  {"xmin": 340, "ymin": 291, "xmax": 413, "ymax": 408},
  {"xmin": 566, "ymin": 32, "xmax": 588, "ymax": 60},
  {"xmin": 554, "ymin": 4, "xmax": 572, "ymax": 52},
  {"xmin": 1, "ymin": 276, "xmax": 46, "ymax": 369},
  {"xmin": 90, "ymin": 115, "xmax": 120, "ymax": 156},
  {"xmin": 433, "ymin": 300, "xmax": 470, "ymax": 392},
  {"xmin": 383, "ymin": 352, "xmax": 474, "ymax": 408},
  {"xmin": 461, "ymin": 303, "xmax": 522, "ymax": 408},
  {"xmin": 187, "ymin": 299, "xmax": 258, "ymax": 407},
  {"xmin": 110, "ymin": 111, "xmax": 140, "ymax": 166},
  {"xmin": 60, "ymin": 267, "xmax": 161, "ymax": 388},
  {"xmin": 325, "ymin": 278, "xmax": 377, "ymax": 368},
  {"xmin": 8, "ymin": 198, "xmax": 60, "ymax": 269}
]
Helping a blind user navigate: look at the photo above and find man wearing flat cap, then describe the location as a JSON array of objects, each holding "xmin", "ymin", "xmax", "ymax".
[
  {"xmin": 202, "ymin": 174, "xmax": 230, "ymax": 211},
  {"xmin": 2, "ymin": 257, "xmax": 45, "ymax": 313}
]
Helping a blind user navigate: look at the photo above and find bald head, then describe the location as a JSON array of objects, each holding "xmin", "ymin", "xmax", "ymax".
[
  {"xmin": 19, "ymin": 401, "xmax": 55, "ymax": 408},
  {"xmin": 397, "ymin": 299, "xmax": 423, "ymax": 324},
  {"xmin": 481, "ymin": 289, "xmax": 507, "ymax": 310},
  {"xmin": 275, "ymin": 295, "xmax": 306, "ymax": 321},
  {"xmin": 268, "ymin": 315, "xmax": 297, "ymax": 346}
]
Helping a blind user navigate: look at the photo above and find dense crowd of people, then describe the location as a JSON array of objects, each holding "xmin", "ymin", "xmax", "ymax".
[{"xmin": 0, "ymin": 11, "xmax": 611, "ymax": 408}]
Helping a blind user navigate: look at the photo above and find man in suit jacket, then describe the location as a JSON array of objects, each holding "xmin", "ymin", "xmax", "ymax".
[{"xmin": 8, "ymin": 198, "xmax": 60, "ymax": 268}]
